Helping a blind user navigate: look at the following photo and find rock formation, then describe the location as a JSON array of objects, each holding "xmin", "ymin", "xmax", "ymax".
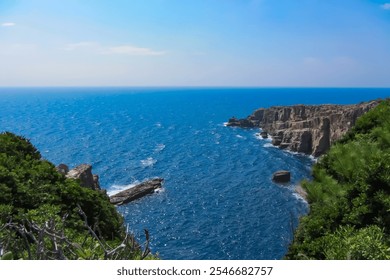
[
  {"xmin": 109, "ymin": 178, "xmax": 164, "ymax": 206},
  {"xmin": 272, "ymin": 170, "xmax": 291, "ymax": 183},
  {"xmin": 57, "ymin": 163, "xmax": 163, "ymax": 204},
  {"xmin": 227, "ymin": 100, "xmax": 380, "ymax": 157},
  {"xmin": 57, "ymin": 163, "xmax": 101, "ymax": 191}
]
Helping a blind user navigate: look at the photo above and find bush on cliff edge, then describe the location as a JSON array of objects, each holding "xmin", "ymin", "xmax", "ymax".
[
  {"xmin": 0, "ymin": 132, "xmax": 152, "ymax": 260},
  {"xmin": 286, "ymin": 100, "xmax": 390, "ymax": 260}
]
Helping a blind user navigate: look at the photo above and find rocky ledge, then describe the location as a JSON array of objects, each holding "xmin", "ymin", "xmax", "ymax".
[
  {"xmin": 57, "ymin": 163, "xmax": 101, "ymax": 191},
  {"xmin": 57, "ymin": 164, "xmax": 163, "ymax": 205},
  {"xmin": 109, "ymin": 178, "xmax": 164, "ymax": 206},
  {"xmin": 227, "ymin": 100, "xmax": 380, "ymax": 157}
]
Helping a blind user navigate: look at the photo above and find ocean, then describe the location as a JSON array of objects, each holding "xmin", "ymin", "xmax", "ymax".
[{"xmin": 1, "ymin": 87, "xmax": 389, "ymax": 259}]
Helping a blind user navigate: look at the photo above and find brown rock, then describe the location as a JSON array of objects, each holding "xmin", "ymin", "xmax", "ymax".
[
  {"xmin": 272, "ymin": 136, "xmax": 282, "ymax": 146},
  {"xmin": 230, "ymin": 100, "xmax": 381, "ymax": 156},
  {"xmin": 66, "ymin": 164, "xmax": 101, "ymax": 190},
  {"xmin": 109, "ymin": 178, "xmax": 164, "ymax": 205},
  {"xmin": 56, "ymin": 164, "xmax": 69, "ymax": 175}
]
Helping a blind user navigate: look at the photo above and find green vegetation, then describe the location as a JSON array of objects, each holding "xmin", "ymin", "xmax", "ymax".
[
  {"xmin": 0, "ymin": 132, "xmax": 154, "ymax": 260},
  {"xmin": 286, "ymin": 100, "xmax": 390, "ymax": 260}
]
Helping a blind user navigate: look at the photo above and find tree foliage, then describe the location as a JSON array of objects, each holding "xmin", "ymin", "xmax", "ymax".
[
  {"xmin": 0, "ymin": 132, "xmax": 154, "ymax": 260},
  {"xmin": 286, "ymin": 100, "xmax": 390, "ymax": 260}
]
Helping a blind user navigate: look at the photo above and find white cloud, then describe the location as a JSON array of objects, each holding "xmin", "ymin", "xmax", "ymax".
[
  {"xmin": 63, "ymin": 42, "xmax": 165, "ymax": 56},
  {"xmin": 63, "ymin": 42, "xmax": 98, "ymax": 51},
  {"xmin": 381, "ymin": 3, "xmax": 390, "ymax": 9},
  {"xmin": 102, "ymin": 45, "xmax": 166, "ymax": 56},
  {"xmin": 1, "ymin": 22, "xmax": 16, "ymax": 27}
]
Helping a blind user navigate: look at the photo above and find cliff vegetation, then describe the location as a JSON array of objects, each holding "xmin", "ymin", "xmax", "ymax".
[
  {"xmin": 286, "ymin": 100, "xmax": 390, "ymax": 259},
  {"xmin": 0, "ymin": 132, "xmax": 154, "ymax": 260}
]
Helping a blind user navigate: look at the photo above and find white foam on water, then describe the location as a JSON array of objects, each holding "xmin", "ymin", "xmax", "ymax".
[
  {"xmin": 263, "ymin": 143, "xmax": 276, "ymax": 148},
  {"xmin": 292, "ymin": 192, "xmax": 308, "ymax": 204},
  {"xmin": 255, "ymin": 132, "xmax": 273, "ymax": 141},
  {"xmin": 141, "ymin": 157, "xmax": 157, "ymax": 167},
  {"xmin": 107, "ymin": 181, "xmax": 140, "ymax": 196},
  {"xmin": 155, "ymin": 122, "xmax": 162, "ymax": 128},
  {"xmin": 154, "ymin": 187, "xmax": 165, "ymax": 194},
  {"xmin": 222, "ymin": 122, "xmax": 229, "ymax": 127},
  {"xmin": 236, "ymin": 134, "xmax": 245, "ymax": 139},
  {"xmin": 154, "ymin": 143, "xmax": 166, "ymax": 152}
]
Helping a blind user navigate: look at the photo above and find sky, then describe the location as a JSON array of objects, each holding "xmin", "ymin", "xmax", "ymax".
[{"xmin": 0, "ymin": 0, "xmax": 390, "ymax": 87}]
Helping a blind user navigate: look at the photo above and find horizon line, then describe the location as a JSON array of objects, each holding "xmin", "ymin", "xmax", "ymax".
[{"xmin": 0, "ymin": 86, "xmax": 390, "ymax": 89}]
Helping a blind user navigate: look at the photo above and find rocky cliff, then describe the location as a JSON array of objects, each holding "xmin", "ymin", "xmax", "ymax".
[
  {"xmin": 227, "ymin": 100, "xmax": 381, "ymax": 157},
  {"xmin": 57, "ymin": 163, "xmax": 101, "ymax": 191}
]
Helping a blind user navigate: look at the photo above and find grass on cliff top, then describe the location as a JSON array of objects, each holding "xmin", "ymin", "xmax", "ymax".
[
  {"xmin": 0, "ymin": 132, "xmax": 156, "ymax": 260},
  {"xmin": 286, "ymin": 100, "xmax": 390, "ymax": 260}
]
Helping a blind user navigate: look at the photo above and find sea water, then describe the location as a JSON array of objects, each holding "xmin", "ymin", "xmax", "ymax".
[{"xmin": 1, "ymin": 87, "xmax": 389, "ymax": 259}]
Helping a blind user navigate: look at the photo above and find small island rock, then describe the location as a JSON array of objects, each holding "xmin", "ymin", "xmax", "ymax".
[
  {"xmin": 272, "ymin": 170, "xmax": 291, "ymax": 183},
  {"xmin": 109, "ymin": 178, "xmax": 164, "ymax": 205}
]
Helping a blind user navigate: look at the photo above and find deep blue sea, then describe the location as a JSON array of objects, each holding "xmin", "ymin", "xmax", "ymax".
[{"xmin": 1, "ymin": 87, "xmax": 389, "ymax": 259}]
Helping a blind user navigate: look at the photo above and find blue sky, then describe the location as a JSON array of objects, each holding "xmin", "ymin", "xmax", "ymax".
[{"xmin": 0, "ymin": 0, "xmax": 390, "ymax": 87}]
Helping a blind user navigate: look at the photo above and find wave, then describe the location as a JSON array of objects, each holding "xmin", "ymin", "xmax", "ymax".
[
  {"xmin": 236, "ymin": 134, "xmax": 245, "ymax": 139},
  {"xmin": 141, "ymin": 157, "xmax": 157, "ymax": 167},
  {"xmin": 107, "ymin": 181, "xmax": 140, "ymax": 196},
  {"xmin": 154, "ymin": 143, "xmax": 166, "ymax": 152},
  {"xmin": 255, "ymin": 132, "xmax": 272, "ymax": 142},
  {"xmin": 263, "ymin": 143, "xmax": 276, "ymax": 148}
]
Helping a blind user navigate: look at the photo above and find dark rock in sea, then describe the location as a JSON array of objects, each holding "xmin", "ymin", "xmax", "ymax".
[
  {"xmin": 65, "ymin": 164, "xmax": 101, "ymax": 190},
  {"xmin": 227, "ymin": 100, "xmax": 380, "ymax": 157},
  {"xmin": 109, "ymin": 178, "xmax": 164, "ymax": 206},
  {"xmin": 272, "ymin": 170, "xmax": 291, "ymax": 183},
  {"xmin": 56, "ymin": 163, "xmax": 69, "ymax": 175},
  {"xmin": 227, "ymin": 117, "xmax": 255, "ymax": 128},
  {"xmin": 260, "ymin": 131, "xmax": 268, "ymax": 138}
]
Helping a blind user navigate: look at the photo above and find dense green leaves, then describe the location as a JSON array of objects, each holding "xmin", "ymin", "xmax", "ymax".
[
  {"xmin": 0, "ymin": 132, "xmax": 150, "ymax": 260},
  {"xmin": 287, "ymin": 100, "xmax": 390, "ymax": 260}
]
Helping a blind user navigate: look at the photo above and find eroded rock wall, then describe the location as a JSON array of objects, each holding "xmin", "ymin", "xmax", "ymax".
[{"xmin": 228, "ymin": 100, "xmax": 380, "ymax": 157}]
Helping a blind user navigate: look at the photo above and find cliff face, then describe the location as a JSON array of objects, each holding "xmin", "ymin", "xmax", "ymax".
[{"xmin": 227, "ymin": 100, "xmax": 380, "ymax": 157}]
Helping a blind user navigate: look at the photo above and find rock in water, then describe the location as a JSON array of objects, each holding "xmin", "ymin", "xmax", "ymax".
[
  {"xmin": 260, "ymin": 131, "xmax": 268, "ymax": 138},
  {"xmin": 65, "ymin": 164, "xmax": 101, "ymax": 190},
  {"xmin": 272, "ymin": 170, "xmax": 291, "ymax": 183},
  {"xmin": 226, "ymin": 117, "xmax": 255, "ymax": 128},
  {"xmin": 109, "ymin": 178, "xmax": 164, "ymax": 205}
]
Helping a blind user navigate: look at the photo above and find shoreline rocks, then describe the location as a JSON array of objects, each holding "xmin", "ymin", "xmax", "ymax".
[
  {"xmin": 109, "ymin": 178, "xmax": 164, "ymax": 206},
  {"xmin": 227, "ymin": 100, "xmax": 381, "ymax": 157},
  {"xmin": 57, "ymin": 164, "xmax": 163, "ymax": 205}
]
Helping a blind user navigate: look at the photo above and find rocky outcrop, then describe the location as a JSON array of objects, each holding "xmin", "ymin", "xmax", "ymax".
[
  {"xmin": 109, "ymin": 178, "xmax": 164, "ymax": 206},
  {"xmin": 227, "ymin": 100, "xmax": 381, "ymax": 157},
  {"xmin": 57, "ymin": 163, "xmax": 163, "ymax": 204},
  {"xmin": 57, "ymin": 163, "xmax": 101, "ymax": 191},
  {"xmin": 227, "ymin": 117, "xmax": 255, "ymax": 128},
  {"xmin": 56, "ymin": 164, "xmax": 69, "ymax": 175},
  {"xmin": 272, "ymin": 170, "xmax": 291, "ymax": 183}
]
